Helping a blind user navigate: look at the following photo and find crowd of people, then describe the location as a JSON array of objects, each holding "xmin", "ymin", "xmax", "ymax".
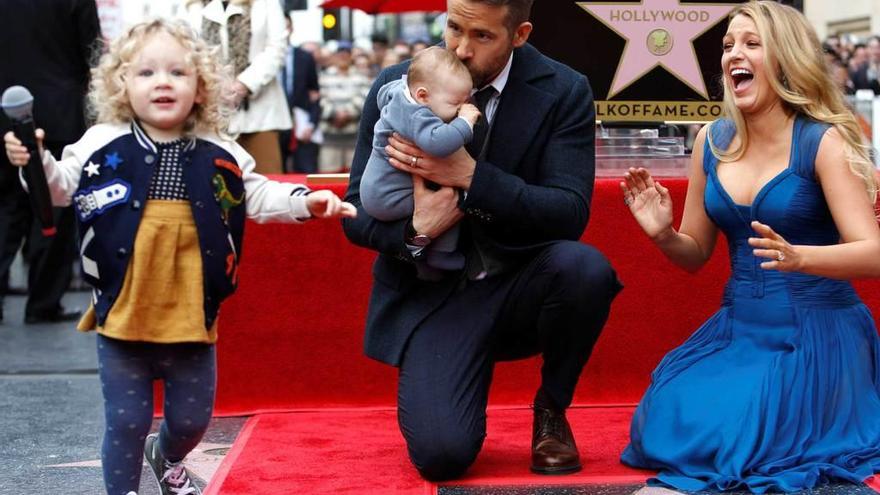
[
  {"xmin": 278, "ymin": 30, "xmax": 434, "ymax": 174},
  {"xmin": 823, "ymin": 33, "xmax": 880, "ymax": 96}
]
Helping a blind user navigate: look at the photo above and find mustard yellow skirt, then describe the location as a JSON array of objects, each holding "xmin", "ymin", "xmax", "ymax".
[{"xmin": 78, "ymin": 200, "xmax": 218, "ymax": 344}]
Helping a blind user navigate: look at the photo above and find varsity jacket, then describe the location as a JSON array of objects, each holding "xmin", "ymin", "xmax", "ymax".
[{"xmin": 35, "ymin": 121, "xmax": 312, "ymax": 329}]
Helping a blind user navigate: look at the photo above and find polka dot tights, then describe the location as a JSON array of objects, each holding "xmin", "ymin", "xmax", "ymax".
[{"xmin": 96, "ymin": 335, "xmax": 215, "ymax": 494}]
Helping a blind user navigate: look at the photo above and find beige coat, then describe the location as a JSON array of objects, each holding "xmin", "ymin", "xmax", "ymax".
[{"xmin": 182, "ymin": 0, "xmax": 292, "ymax": 134}]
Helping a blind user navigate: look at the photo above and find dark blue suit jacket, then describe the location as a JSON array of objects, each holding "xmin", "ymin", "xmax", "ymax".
[
  {"xmin": 851, "ymin": 64, "xmax": 880, "ymax": 94},
  {"xmin": 0, "ymin": 0, "xmax": 100, "ymax": 144},
  {"xmin": 279, "ymin": 46, "xmax": 321, "ymax": 126},
  {"xmin": 342, "ymin": 43, "xmax": 596, "ymax": 366}
]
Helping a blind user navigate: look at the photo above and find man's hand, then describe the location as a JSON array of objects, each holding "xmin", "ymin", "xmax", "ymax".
[
  {"xmin": 231, "ymin": 81, "xmax": 250, "ymax": 107},
  {"xmin": 332, "ymin": 110, "xmax": 352, "ymax": 128},
  {"xmin": 411, "ymin": 175, "xmax": 463, "ymax": 239},
  {"xmin": 299, "ymin": 126, "xmax": 314, "ymax": 143},
  {"xmin": 386, "ymin": 133, "xmax": 476, "ymax": 190}
]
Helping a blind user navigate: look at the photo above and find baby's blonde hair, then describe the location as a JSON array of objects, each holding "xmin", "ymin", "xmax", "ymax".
[
  {"xmin": 710, "ymin": 1, "xmax": 877, "ymax": 201},
  {"xmin": 407, "ymin": 47, "xmax": 472, "ymax": 89},
  {"xmin": 89, "ymin": 19, "xmax": 233, "ymax": 137}
]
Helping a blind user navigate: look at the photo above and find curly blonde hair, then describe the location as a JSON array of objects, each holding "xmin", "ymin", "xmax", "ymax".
[
  {"xmin": 709, "ymin": 1, "xmax": 877, "ymax": 202},
  {"xmin": 89, "ymin": 19, "xmax": 234, "ymax": 137}
]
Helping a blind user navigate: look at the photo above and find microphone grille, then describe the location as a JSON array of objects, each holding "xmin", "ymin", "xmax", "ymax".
[{"xmin": 1, "ymin": 85, "xmax": 34, "ymax": 120}]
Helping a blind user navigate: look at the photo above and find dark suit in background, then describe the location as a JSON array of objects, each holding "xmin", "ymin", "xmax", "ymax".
[
  {"xmin": 279, "ymin": 44, "xmax": 321, "ymax": 173},
  {"xmin": 0, "ymin": 0, "xmax": 101, "ymax": 322},
  {"xmin": 343, "ymin": 40, "xmax": 622, "ymax": 479},
  {"xmin": 851, "ymin": 63, "xmax": 880, "ymax": 94}
]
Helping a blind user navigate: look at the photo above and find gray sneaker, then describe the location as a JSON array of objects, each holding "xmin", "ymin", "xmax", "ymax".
[{"xmin": 143, "ymin": 433, "xmax": 201, "ymax": 495}]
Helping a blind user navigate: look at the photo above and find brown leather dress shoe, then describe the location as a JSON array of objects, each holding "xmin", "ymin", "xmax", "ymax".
[{"xmin": 530, "ymin": 405, "xmax": 582, "ymax": 475}]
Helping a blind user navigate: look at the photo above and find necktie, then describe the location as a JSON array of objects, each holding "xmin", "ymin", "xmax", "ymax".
[
  {"xmin": 462, "ymin": 86, "xmax": 497, "ymax": 281},
  {"xmin": 285, "ymin": 48, "xmax": 295, "ymax": 100},
  {"xmin": 465, "ymin": 86, "xmax": 497, "ymax": 159}
]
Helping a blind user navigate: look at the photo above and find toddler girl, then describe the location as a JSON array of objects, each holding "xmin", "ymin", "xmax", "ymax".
[{"xmin": 4, "ymin": 19, "xmax": 354, "ymax": 495}]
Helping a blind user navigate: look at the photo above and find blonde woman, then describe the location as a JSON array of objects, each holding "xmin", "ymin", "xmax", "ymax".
[
  {"xmin": 182, "ymin": 0, "xmax": 291, "ymax": 174},
  {"xmin": 620, "ymin": 1, "xmax": 880, "ymax": 493}
]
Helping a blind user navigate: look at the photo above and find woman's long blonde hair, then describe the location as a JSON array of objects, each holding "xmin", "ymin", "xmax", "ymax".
[
  {"xmin": 709, "ymin": 0, "xmax": 877, "ymax": 201},
  {"xmin": 89, "ymin": 19, "xmax": 234, "ymax": 137}
]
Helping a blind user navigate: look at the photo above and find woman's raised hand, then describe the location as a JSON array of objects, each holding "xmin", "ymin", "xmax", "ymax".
[{"xmin": 621, "ymin": 167, "xmax": 674, "ymax": 240}]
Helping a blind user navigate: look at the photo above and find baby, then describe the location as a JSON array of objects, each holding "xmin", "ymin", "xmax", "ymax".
[{"xmin": 360, "ymin": 46, "xmax": 479, "ymax": 279}]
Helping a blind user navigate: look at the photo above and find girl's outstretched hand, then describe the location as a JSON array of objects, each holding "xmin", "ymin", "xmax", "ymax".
[
  {"xmin": 305, "ymin": 189, "xmax": 357, "ymax": 219},
  {"xmin": 4, "ymin": 128, "xmax": 45, "ymax": 167},
  {"xmin": 621, "ymin": 167, "xmax": 674, "ymax": 240},
  {"xmin": 748, "ymin": 221, "xmax": 799, "ymax": 271}
]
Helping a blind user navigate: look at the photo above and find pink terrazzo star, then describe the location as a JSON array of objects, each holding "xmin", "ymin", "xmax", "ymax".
[{"xmin": 579, "ymin": 0, "xmax": 735, "ymax": 98}]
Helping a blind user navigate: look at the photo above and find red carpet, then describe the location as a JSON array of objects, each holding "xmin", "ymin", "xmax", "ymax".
[{"xmin": 203, "ymin": 406, "xmax": 652, "ymax": 495}]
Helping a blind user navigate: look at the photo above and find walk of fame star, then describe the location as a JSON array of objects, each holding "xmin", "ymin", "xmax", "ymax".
[
  {"xmin": 44, "ymin": 441, "xmax": 232, "ymax": 486},
  {"xmin": 578, "ymin": 0, "xmax": 735, "ymax": 99}
]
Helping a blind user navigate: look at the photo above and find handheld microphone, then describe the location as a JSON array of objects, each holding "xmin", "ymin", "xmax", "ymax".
[{"xmin": 1, "ymin": 86, "xmax": 56, "ymax": 236}]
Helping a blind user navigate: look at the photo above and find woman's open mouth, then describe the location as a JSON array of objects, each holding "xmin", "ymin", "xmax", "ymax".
[{"xmin": 730, "ymin": 68, "xmax": 754, "ymax": 93}]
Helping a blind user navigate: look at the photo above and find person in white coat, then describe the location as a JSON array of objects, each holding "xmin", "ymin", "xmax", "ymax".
[
  {"xmin": 121, "ymin": 0, "xmax": 184, "ymax": 29},
  {"xmin": 182, "ymin": 0, "xmax": 292, "ymax": 174}
]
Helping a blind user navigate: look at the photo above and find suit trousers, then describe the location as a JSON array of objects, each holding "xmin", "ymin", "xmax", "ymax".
[
  {"xmin": 279, "ymin": 130, "xmax": 320, "ymax": 174},
  {"xmin": 0, "ymin": 140, "xmax": 76, "ymax": 318},
  {"xmin": 397, "ymin": 240, "xmax": 622, "ymax": 481}
]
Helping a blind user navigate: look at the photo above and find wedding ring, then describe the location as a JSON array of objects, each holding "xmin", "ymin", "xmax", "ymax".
[
  {"xmin": 776, "ymin": 250, "xmax": 785, "ymax": 262},
  {"xmin": 624, "ymin": 196, "xmax": 634, "ymax": 206},
  {"xmin": 410, "ymin": 156, "xmax": 417, "ymax": 167}
]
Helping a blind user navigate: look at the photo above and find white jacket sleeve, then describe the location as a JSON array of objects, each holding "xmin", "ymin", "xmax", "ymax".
[
  {"xmin": 35, "ymin": 150, "xmax": 82, "ymax": 207},
  {"xmin": 237, "ymin": 0, "xmax": 288, "ymax": 94},
  {"xmin": 20, "ymin": 125, "xmax": 120, "ymax": 206},
  {"xmin": 222, "ymin": 138, "xmax": 312, "ymax": 223}
]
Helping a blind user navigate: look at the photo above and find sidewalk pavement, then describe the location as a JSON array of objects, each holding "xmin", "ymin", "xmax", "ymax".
[{"xmin": 0, "ymin": 291, "xmax": 243, "ymax": 495}]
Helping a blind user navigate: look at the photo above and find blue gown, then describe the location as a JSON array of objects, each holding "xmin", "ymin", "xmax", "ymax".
[{"xmin": 621, "ymin": 116, "xmax": 880, "ymax": 493}]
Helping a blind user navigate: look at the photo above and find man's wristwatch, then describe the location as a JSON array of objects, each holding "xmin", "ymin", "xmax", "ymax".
[{"xmin": 406, "ymin": 221, "xmax": 432, "ymax": 247}]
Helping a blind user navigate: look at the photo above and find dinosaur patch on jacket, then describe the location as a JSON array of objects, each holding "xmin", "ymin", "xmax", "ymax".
[{"xmin": 212, "ymin": 173, "xmax": 244, "ymax": 222}]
